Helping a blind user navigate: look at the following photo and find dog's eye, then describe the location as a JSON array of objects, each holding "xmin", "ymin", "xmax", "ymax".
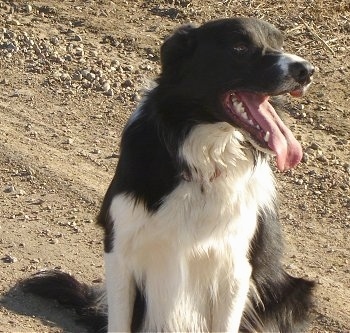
[{"xmin": 232, "ymin": 43, "xmax": 249, "ymax": 53}]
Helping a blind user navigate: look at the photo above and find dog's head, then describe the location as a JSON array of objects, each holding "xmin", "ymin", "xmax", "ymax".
[{"xmin": 159, "ymin": 18, "xmax": 314, "ymax": 171}]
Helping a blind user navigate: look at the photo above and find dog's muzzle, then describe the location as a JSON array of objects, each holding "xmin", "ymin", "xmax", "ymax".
[
  {"xmin": 288, "ymin": 60, "xmax": 315, "ymax": 85},
  {"xmin": 274, "ymin": 53, "xmax": 314, "ymax": 97}
]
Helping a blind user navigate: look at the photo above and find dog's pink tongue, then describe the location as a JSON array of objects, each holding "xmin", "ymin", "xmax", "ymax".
[{"xmin": 237, "ymin": 92, "xmax": 302, "ymax": 171}]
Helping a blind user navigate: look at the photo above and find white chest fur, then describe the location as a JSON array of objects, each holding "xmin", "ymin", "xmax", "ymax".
[{"xmin": 106, "ymin": 122, "xmax": 276, "ymax": 332}]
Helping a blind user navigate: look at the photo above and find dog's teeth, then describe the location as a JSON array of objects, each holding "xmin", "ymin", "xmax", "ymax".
[
  {"xmin": 233, "ymin": 101, "xmax": 243, "ymax": 112},
  {"xmin": 248, "ymin": 119, "xmax": 254, "ymax": 126},
  {"xmin": 256, "ymin": 125, "xmax": 261, "ymax": 130},
  {"xmin": 238, "ymin": 106, "xmax": 245, "ymax": 114},
  {"xmin": 239, "ymin": 105, "xmax": 245, "ymax": 113},
  {"xmin": 242, "ymin": 112, "xmax": 248, "ymax": 120},
  {"xmin": 264, "ymin": 131, "xmax": 270, "ymax": 142}
]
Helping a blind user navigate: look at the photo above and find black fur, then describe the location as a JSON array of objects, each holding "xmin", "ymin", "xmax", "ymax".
[
  {"xmin": 21, "ymin": 17, "xmax": 315, "ymax": 333},
  {"xmin": 243, "ymin": 209, "xmax": 315, "ymax": 332},
  {"xmin": 97, "ymin": 18, "xmax": 310, "ymax": 253},
  {"xmin": 21, "ymin": 271, "xmax": 107, "ymax": 332}
]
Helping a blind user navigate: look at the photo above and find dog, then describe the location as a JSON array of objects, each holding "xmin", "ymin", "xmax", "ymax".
[{"xmin": 22, "ymin": 17, "xmax": 315, "ymax": 332}]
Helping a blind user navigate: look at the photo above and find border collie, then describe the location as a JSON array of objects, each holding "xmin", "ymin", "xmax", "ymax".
[{"xmin": 22, "ymin": 18, "xmax": 315, "ymax": 332}]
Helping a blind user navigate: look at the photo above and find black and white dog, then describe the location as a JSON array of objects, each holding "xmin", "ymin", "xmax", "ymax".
[{"xmin": 23, "ymin": 18, "xmax": 315, "ymax": 332}]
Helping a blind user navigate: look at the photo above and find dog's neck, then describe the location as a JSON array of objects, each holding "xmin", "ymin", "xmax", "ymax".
[{"xmin": 180, "ymin": 122, "xmax": 261, "ymax": 184}]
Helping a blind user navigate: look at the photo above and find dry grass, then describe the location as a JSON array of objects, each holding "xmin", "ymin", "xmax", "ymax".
[{"xmin": 160, "ymin": 0, "xmax": 350, "ymax": 58}]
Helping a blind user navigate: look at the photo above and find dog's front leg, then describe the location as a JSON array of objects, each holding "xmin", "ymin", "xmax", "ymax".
[
  {"xmin": 212, "ymin": 260, "xmax": 252, "ymax": 332},
  {"xmin": 105, "ymin": 251, "xmax": 135, "ymax": 333}
]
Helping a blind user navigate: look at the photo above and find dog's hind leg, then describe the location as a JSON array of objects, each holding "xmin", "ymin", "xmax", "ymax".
[{"xmin": 242, "ymin": 209, "xmax": 314, "ymax": 332}]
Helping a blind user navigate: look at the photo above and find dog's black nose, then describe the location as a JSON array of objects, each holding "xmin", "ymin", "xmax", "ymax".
[{"xmin": 289, "ymin": 61, "xmax": 315, "ymax": 84}]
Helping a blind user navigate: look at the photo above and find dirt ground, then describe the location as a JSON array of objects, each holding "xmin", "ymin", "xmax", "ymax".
[{"xmin": 0, "ymin": 0, "xmax": 349, "ymax": 332}]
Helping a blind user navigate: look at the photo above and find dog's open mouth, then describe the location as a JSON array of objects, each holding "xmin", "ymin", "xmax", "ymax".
[{"xmin": 224, "ymin": 91, "xmax": 303, "ymax": 171}]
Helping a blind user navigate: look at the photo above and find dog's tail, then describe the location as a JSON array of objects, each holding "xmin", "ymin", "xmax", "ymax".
[
  {"xmin": 243, "ymin": 272, "xmax": 315, "ymax": 333},
  {"xmin": 21, "ymin": 270, "xmax": 107, "ymax": 333}
]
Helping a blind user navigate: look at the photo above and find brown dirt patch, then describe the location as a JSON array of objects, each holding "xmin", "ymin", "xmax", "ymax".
[{"xmin": 0, "ymin": 0, "xmax": 349, "ymax": 332}]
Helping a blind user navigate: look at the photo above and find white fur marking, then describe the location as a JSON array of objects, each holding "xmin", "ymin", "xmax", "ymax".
[
  {"xmin": 106, "ymin": 122, "xmax": 276, "ymax": 332},
  {"xmin": 277, "ymin": 53, "xmax": 307, "ymax": 74}
]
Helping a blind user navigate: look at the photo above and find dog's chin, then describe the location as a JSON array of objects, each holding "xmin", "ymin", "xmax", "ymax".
[{"xmin": 289, "ymin": 83, "xmax": 312, "ymax": 97}]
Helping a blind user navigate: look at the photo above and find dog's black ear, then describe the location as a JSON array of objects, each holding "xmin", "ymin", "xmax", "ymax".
[{"xmin": 160, "ymin": 24, "xmax": 197, "ymax": 77}]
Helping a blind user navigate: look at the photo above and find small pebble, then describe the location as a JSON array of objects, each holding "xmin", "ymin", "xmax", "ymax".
[
  {"xmin": 309, "ymin": 142, "xmax": 320, "ymax": 150},
  {"xmin": 65, "ymin": 138, "xmax": 74, "ymax": 144},
  {"xmin": 90, "ymin": 49, "xmax": 98, "ymax": 57},
  {"xmin": 105, "ymin": 88, "xmax": 114, "ymax": 97},
  {"xmin": 18, "ymin": 189, "xmax": 26, "ymax": 195},
  {"xmin": 75, "ymin": 47, "xmax": 84, "ymax": 57},
  {"xmin": 4, "ymin": 185, "xmax": 15, "ymax": 193},
  {"xmin": 301, "ymin": 152, "xmax": 310, "ymax": 163},
  {"xmin": 102, "ymin": 82, "xmax": 111, "ymax": 92},
  {"xmin": 2, "ymin": 255, "xmax": 18, "ymax": 263},
  {"xmin": 25, "ymin": 4, "xmax": 33, "ymax": 13},
  {"xmin": 74, "ymin": 34, "xmax": 82, "ymax": 42},
  {"xmin": 122, "ymin": 79, "xmax": 133, "ymax": 88},
  {"xmin": 50, "ymin": 36, "xmax": 59, "ymax": 45},
  {"xmin": 86, "ymin": 72, "xmax": 96, "ymax": 82},
  {"xmin": 72, "ymin": 72, "xmax": 83, "ymax": 81}
]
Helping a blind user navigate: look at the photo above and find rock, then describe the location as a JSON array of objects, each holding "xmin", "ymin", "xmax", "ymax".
[
  {"xmin": 81, "ymin": 69, "xmax": 90, "ymax": 78},
  {"xmin": 301, "ymin": 153, "xmax": 308, "ymax": 163},
  {"xmin": 309, "ymin": 142, "xmax": 321, "ymax": 150},
  {"xmin": 61, "ymin": 73, "xmax": 71, "ymax": 81},
  {"xmin": 18, "ymin": 189, "xmax": 26, "ymax": 195},
  {"xmin": 102, "ymin": 82, "xmax": 111, "ymax": 92},
  {"xmin": 2, "ymin": 254, "xmax": 18, "ymax": 263},
  {"xmin": 121, "ymin": 79, "xmax": 133, "ymax": 88},
  {"xmin": 111, "ymin": 59, "xmax": 120, "ymax": 67},
  {"xmin": 4, "ymin": 185, "xmax": 15, "ymax": 193},
  {"xmin": 7, "ymin": 18, "xmax": 21, "ymax": 26},
  {"xmin": 65, "ymin": 138, "xmax": 74, "ymax": 144},
  {"xmin": 25, "ymin": 4, "xmax": 33, "ymax": 13},
  {"xmin": 90, "ymin": 49, "xmax": 99, "ymax": 57},
  {"xmin": 74, "ymin": 34, "xmax": 82, "ymax": 42},
  {"xmin": 50, "ymin": 36, "xmax": 60, "ymax": 45},
  {"xmin": 123, "ymin": 64, "xmax": 134, "ymax": 72},
  {"xmin": 52, "ymin": 71, "xmax": 62, "ymax": 80},
  {"xmin": 105, "ymin": 88, "xmax": 114, "ymax": 97},
  {"xmin": 72, "ymin": 72, "xmax": 83, "ymax": 81},
  {"xmin": 75, "ymin": 47, "xmax": 84, "ymax": 57},
  {"xmin": 39, "ymin": 5, "xmax": 57, "ymax": 15},
  {"xmin": 317, "ymin": 155, "xmax": 328, "ymax": 163},
  {"xmin": 86, "ymin": 72, "xmax": 96, "ymax": 81},
  {"xmin": 92, "ymin": 277, "xmax": 103, "ymax": 283}
]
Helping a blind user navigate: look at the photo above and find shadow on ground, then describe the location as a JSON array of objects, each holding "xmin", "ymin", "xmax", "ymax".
[{"xmin": 0, "ymin": 285, "xmax": 88, "ymax": 333}]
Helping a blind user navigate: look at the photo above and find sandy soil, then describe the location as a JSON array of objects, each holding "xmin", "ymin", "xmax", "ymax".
[{"xmin": 0, "ymin": 0, "xmax": 349, "ymax": 332}]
